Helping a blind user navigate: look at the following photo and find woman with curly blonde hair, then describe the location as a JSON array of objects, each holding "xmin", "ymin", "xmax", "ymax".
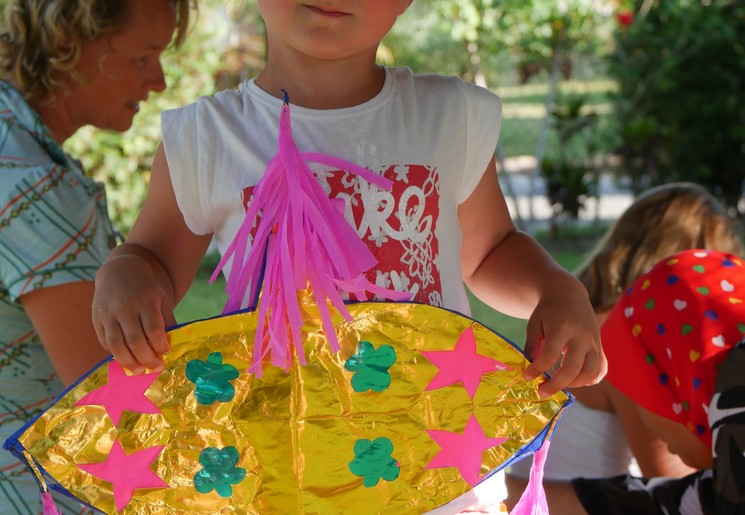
[{"xmin": 0, "ymin": 0, "xmax": 193, "ymax": 511}]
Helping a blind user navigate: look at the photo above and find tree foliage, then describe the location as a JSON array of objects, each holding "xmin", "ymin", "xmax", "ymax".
[
  {"xmin": 608, "ymin": 0, "xmax": 745, "ymax": 212},
  {"xmin": 541, "ymin": 93, "xmax": 599, "ymax": 222},
  {"xmin": 387, "ymin": 0, "xmax": 610, "ymax": 86},
  {"xmin": 9, "ymin": 0, "xmax": 741, "ymax": 231}
]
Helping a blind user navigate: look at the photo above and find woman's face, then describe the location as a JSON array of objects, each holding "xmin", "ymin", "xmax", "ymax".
[
  {"xmin": 638, "ymin": 406, "xmax": 712, "ymax": 470},
  {"xmin": 59, "ymin": 0, "xmax": 177, "ymax": 136}
]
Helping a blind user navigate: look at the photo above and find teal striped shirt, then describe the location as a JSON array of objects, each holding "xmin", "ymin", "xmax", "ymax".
[{"xmin": 0, "ymin": 81, "xmax": 114, "ymax": 514}]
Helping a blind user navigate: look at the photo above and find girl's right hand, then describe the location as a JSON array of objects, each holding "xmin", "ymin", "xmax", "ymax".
[
  {"xmin": 92, "ymin": 143, "xmax": 214, "ymax": 374},
  {"xmin": 92, "ymin": 249, "xmax": 175, "ymax": 373}
]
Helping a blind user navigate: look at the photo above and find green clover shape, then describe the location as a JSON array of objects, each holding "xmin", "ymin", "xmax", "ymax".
[
  {"xmin": 193, "ymin": 446, "xmax": 246, "ymax": 497},
  {"xmin": 348, "ymin": 437, "xmax": 400, "ymax": 487},
  {"xmin": 186, "ymin": 352, "xmax": 239, "ymax": 405},
  {"xmin": 344, "ymin": 341, "xmax": 396, "ymax": 393}
]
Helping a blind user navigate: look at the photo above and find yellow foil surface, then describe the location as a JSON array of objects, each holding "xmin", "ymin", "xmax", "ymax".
[{"xmin": 17, "ymin": 302, "xmax": 568, "ymax": 514}]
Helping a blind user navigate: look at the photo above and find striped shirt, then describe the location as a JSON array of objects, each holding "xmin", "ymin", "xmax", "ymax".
[{"xmin": 0, "ymin": 81, "xmax": 115, "ymax": 514}]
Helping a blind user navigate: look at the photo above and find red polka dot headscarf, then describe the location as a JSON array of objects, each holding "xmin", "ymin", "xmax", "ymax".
[{"xmin": 602, "ymin": 249, "xmax": 745, "ymax": 449}]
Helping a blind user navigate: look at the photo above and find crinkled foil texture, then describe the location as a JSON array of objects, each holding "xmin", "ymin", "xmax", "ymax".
[{"xmin": 19, "ymin": 303, "xmax": 568, "ymax": 514}]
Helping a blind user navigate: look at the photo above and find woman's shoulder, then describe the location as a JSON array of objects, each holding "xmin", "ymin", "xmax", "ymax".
[
  {"xmin": 0, "ymin": 83, "xmax": 78, "ymax": 173},
  {"xmin": 0, "ymin": 123, "xmax": 59, "ymax": 186}
]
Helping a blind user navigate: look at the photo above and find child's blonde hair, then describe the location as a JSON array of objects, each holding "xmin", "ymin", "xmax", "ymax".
[
  {"xmin": 576, "ymin": 182, "xmax": 744, "ymax": 313},
  {"xmin": 0, "ymin": 0, "xmax": 194, "ymax": 101}
]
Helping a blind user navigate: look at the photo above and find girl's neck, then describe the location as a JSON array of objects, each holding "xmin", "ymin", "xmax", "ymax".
[{"xmin": 255, "ymin": 52, "xmax": 386, "ymax": 110}]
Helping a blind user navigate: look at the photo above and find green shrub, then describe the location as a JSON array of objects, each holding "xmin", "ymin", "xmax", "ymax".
[
  {"xmin": 541, "ymin": 93, "xmax": 599, "ymax": 221},
  {"xmin": 607, "ymin": 0, "xmax": 745, "ymax": 211}
]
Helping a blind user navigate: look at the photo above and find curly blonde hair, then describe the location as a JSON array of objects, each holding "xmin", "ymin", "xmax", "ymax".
[
  {"xmin": 576, "ymin": 182, "xmax": 745, "ymax": 313},
  {"xmin": 0, "ymin": 0, "xmax": 194, "ymax": 101}
]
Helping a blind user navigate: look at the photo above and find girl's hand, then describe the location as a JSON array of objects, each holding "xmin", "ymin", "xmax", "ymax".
[
  {"xmin": 92, "ymin": 250, "xmax": 175, "ymax": 373},
  {"xmin": 522, "ymin": 278, "xmax": 607, "ymax": 398},
  {"xmin": 91, "ymin": 143, "xmax": 212, "ymax": 373}
]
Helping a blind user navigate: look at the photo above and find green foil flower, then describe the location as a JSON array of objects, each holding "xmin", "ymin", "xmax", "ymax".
[
  {"xmin": 186, "ymin": 352, "xmax": 239, "ymax": 405},
  {"xmin": 193, "ymin": 446, "xmax": 246, "ymax": 497},
  {"xmin": 344, "ymin": 341, "xmax": 396, "ymax": 393},
  {"xmin": 348, "ymin": 437, "xmax": 400, "ymax": 487}
]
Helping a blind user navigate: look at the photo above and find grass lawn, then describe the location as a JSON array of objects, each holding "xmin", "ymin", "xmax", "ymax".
[
  {"xmin": 174, "ymin": 226, "xmax": 605, "ymax": 348},
  {"xmin": 497, "ymin": 78, "xmax": 616, "ymax": 158}
]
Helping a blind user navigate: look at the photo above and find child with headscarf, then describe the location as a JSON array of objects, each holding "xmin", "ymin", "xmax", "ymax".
[{"xmin": 572, "ymin": 249, "xmax": 745, "ymax": 514}]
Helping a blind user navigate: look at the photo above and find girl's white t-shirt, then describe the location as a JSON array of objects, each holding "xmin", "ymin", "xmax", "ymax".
[
  {"xmin": 162, "ymin": 66, "xmax": 502, "ymax": 316},
  {"xmin": 162, "ymin": 66, "xmax": 508, "ymax": 511}
]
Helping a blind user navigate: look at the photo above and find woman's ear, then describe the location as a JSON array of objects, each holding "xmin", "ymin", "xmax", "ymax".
[{"xmin": 54, "ymin": 37, "xmax": 74, "ymax": 60}]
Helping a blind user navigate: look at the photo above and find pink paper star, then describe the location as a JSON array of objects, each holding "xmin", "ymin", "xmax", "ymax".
[
  {"xmin": 422, "ymin": 326, "xmax": 508, "ymax": 398},
  {"xmin": 79, "ymin": 440, "xmax": 168, "ymax": 511},
  {"xmin": 75, "ymin": 360, "xmax": 161, "ymax": 425},
  {"xmin": 425, "ymin": 413, "xmax": 509, "ymax": 486}
]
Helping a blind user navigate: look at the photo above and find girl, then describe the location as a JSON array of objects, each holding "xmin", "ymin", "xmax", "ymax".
[
  {"xmin": 573, "ymin": 249, "xmax": 745, "ymax": 513},
  {"xmin": 507, "ymin": 183, "xmax": 745, "ymax": 513},
  {"xmin": 92, "ymin": 1, "xmax": 605, "ymax": 510}
]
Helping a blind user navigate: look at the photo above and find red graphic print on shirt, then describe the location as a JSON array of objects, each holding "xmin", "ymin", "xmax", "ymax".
[{"xmin": 241, "ymin": 164, "xmax": 442, "ymax": 306}]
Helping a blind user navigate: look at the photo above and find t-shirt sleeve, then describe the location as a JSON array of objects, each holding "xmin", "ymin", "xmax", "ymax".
[
  {"xmin": 459, "ymin": 82, "xmax": 502, "ymax": 204},
  {"xmin": 161, "ymin": 102, "xmax": 213, "ymax": 236},
  {"xmin": 0, "ymin": 165, "xmax": 115, "ymax": 302}
]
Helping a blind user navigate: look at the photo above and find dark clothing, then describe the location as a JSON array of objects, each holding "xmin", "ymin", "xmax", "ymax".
[{"xmin": 573, "ymin": 343, "xmax": 745, "ymax": 515}]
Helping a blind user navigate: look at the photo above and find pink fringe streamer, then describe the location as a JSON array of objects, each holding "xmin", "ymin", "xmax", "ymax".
[
  {"xmin": 510, "ymin": 439, "xmax": 550, "ymax": 515},
  {"xmin": 212, "ymin": 99, "xmax": 410, "ymax": 375},
  {"xmin": 41, "ymin": 491, "xmax": 61, "ymax": 515}
]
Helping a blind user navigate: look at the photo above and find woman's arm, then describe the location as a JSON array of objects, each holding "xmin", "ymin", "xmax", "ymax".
[{"xmin": 21, "ymin": 282, "xmax": 110, "ymax": 386}]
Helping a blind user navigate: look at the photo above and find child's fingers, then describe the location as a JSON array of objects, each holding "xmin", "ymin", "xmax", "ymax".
[
  {"xmin": 522, "ymin": 350, "xmax": 557, "ymax": 383},
  {"xmin": 127, "ymin": 339, "xmax": 163, "ymax": 373},
  {"xmin": 566, "ymin": 344, "xmax": 606, "ymax": 387},
  {"xmin": 120, "ymin": 321, "xmax": 163, "ymax": 372},
  {"xmin": 523, "ymin": 312, "xmax": 607, "ymax": 396},
  {"xmin": 532, "ymin": 339, "xmax": 606, "ymax": 398},
  {"xmin": 535, "ymin": 343, "xmax": 587, "ymax": 398},
  {"xmin": 522, "ymin": 318, "xmax": 557, "ymax": 381},
  {"xmin": 95, "ymin": 316, "xmax": 123, "ymax": 356},
  {"xmin": 92, "ymin": 317, "xmax": 109, "ymax": 354},
  {"xmin": 141, "ymin": 309, "xmax": 170, "ymax": 356},
  {"xmin": 98, "ymin": 321, "xmax": 141, "ymax": 373}
]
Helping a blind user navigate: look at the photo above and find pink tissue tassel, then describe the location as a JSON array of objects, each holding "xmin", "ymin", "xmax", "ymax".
[
  {"xmin": 212, "ymin": 93, "xmax": 410, "ymax": 375},
  {"xmin": 41, "ymin": 491, "xmax": 61, "ymax": 515},
  {"xmin": 510, "ymin": 438, "xmax": 550, "ymax": 515}
]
